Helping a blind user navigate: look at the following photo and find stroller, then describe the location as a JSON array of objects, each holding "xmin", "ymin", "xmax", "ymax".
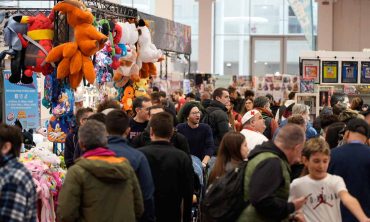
[{"xmin": 191, "ymin": 155, "xmax": 209, "ymax": 222}]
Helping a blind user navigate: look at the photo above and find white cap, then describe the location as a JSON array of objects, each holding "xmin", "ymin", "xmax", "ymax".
[{"xmin": 241, "ymin": 109, "xmax": 261, "ymax": 125}]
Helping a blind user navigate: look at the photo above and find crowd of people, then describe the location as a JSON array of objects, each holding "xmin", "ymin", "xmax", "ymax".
[{"xmin": 1, "ymin": 86, "xmax": 370, "ymax": 222}]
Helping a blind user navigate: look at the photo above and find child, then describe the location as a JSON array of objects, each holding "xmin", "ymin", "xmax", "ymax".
[{"xmin": 289, "ymin": 138, "xmax": 370, "ymax": 222}]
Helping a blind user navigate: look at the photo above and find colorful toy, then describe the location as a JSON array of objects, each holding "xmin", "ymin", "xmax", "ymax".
[
  {"xmin": 133, "ymin": 77, "xmax": 149, "ymax": 97},
  {"xmin": 121, "ymin": 85, "xmax": 135, "ymax": 111},
  {"xmin": 45, "ymin": 1, "xmax": 108, "ymax": 89},
  {"xmin": 19, "ymin": 12, "xmax": 55, "ymax": 78},
  {"xmin": 0, "ymin": 14, "xmax": 29, "ymax": 83},
  {"xmin": 137, "ymin": 19, "xmax": 162, "ymax": 78}
]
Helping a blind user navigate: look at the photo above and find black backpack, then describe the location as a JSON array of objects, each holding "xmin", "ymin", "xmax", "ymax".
[{"xmin": 201, "ymin": 161, "xmax": 249, "ymax": 222}]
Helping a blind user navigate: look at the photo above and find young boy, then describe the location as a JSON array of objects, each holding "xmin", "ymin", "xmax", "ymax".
[{"xmin": 289, "ymin": 138, "xmax": 370, "ymax": 222}]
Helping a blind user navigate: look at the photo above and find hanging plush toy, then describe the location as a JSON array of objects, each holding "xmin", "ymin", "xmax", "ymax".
[
  {"xmin": 18, "ymin": 12, "xmax": 55, "ymax": 78},
  {"xmin": 45, "ymin": 0, "xmax": 108, "ymax": 89},
  {"xmin": 137, "ymin": 19, "xmax": 163, "ymax": 79},
  {"xmin": 0, "ymin": 14, "xmax": 29, "ymax": 84},
  {"xmin": 117, "ymin": 21, "xmax": 138, "ymax": 58},
  {"xmin": 113, "ymin": 50, "xmax": 140, "ymax": 83},
  {"xmin": 133, "ymin": 77, "xmax": 149, "ymax": 98},
  {"xmin": 121, "ymin": 85, "xmax": 135, "ymax": 111}
]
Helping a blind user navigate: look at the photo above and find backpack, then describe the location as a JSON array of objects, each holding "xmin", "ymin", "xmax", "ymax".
[
  {"xmin": 201, "ymin": 108, "xmax": 217, "ymax": 132},
  {"xmin": 201, "ymin": 161, "xmax": 249, "ymax": 222}
]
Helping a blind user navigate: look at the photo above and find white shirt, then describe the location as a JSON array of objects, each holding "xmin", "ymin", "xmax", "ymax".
[
  {"xmin": 240, "ymin": 129, "xmax": 268, "ymax": 152},
  {"xmin": 289, "ymin": 174, "xmax": 347, "ymax": 222}
]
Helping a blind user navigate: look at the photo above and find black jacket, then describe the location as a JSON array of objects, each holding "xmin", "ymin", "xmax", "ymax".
[
  {"xmin": 247, "ymin": 141, "xmax": 295, "ymax": 220},
  {"xmin": 64, "ymin": 128, "xmax": 79, "ymax": 168},
  {"xmin": 205, "ymin": 100, "xmax": 231, "ymax": 148},
  {"xmin": 139, "ymin": 141, "xmax": 194, "ymax": 222},
  {"xmin": 130, "ymin": 126, "xmax": 190, "ymax": 155}
]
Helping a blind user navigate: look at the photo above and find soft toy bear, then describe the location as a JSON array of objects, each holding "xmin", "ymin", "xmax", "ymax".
[
  {"xmin": 19, "ymin": 12, "xmax": 55, "ymax": 78},
  {"xmin": 45, "ymin": 0, "xmax": 107, "ymax": 89},
  {"xmin": 0, "ymin": 14, "xmax": 29, "ymax": 84},
  {"xmin": 121, "ymin": 85, "xmax": 135, "ymax": 111}
]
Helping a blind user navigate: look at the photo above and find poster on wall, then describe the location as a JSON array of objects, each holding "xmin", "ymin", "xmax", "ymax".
[
  {"xmin": 322, "ymin": 61, "xmax": 338, "ymax": 83},
  {"xmin": 254, "ymin": 74, "xmax": 299, "ymax": 102},
  {"xmin": 360, "ymin": 61, "xmax": 370, "ymax": 84},
  {"xmin": 301, "ymin": 59, "xmax": 320, "ymax": 82},
  {"xmin": 341, "ymin": 61, "xmax": 358, "ymax": 83},
  {"xmin": 3, "ymin": 70, "xmax": 40, "ymax": 130}
]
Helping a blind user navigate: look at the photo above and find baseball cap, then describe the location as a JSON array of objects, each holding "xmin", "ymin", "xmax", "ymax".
[
  {"xmin": 345, "ymin": 118, "xmax": 369, "ymax": 138},
  {"xmin": 242, "ymin": 110, "xmax": 261, "ymax": 125}
]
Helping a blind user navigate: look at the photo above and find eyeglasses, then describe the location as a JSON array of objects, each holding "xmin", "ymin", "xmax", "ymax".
[{"xmin": 190, "ymin": 111, "xmax": 201, "ymax": 115}]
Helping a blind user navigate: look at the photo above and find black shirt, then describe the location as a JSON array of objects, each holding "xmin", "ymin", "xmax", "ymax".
[{"xmin": 129, "ymin": 118, "xmax": 148, "ymax": 142}]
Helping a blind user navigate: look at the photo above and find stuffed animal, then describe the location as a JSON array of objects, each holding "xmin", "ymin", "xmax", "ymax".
[
  {"xmin": 113, "ymin": 50, "xmax": 139, "ymax": 80},
  {"xmin": 117, "ymin": 21, "xmax": 138, "ymax": 58},
  {"xmin": 137, "ymin": 19, "xmax": 162, "ymax": 78},
  {"xmin": 121, "ymin": 85, "xmax": 135, "ymax": 111},
  {"xmin": 0, "ymin": 14, "xmax": 29, "ymax": 84},
  {"xmin": 19, "ymin": 12, "xmax": 55, "ymax": 78},
  {"xmin": 45, "ymin": 1, "xmax": 108, "ymax": 89},
  {"xmin": 137, "ymin": 19, "xmax": 162, "ymax": 63},
  {"xmin": 133, "ymin": 77, "xmax": 149, "ymax": 97}
]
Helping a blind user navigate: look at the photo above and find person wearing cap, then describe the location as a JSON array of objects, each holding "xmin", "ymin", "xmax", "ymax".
[
  {"xmin": 240, "ymin": 109, "xmax": 268, "ymax": 152},
  {"xmin": 328, "ymin": 118, "xmax": 370, "ymax": 222},
  {"xmin": 176, "ymin": 103, "xmax": 215, "ymax": 167}
]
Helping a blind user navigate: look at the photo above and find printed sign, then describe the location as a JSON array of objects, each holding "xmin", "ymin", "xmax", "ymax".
[{"xmin": 3, "ymin": 70, "xmax": 40, "ymax": 129}]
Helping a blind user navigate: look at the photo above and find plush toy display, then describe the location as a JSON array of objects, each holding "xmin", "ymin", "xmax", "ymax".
[
  {"xmin": 137, "ymin": 19, "xmax": 162, "ymax": 79},
  {"xmin": 45, "ymin": 1, "xmax": 108, "ymax": 89},
  {"xmin": 133, "ymin": 77, "xmax": 149, "ymax": 97},
  {"xmin": 121, "ymin": 85, "xmax": 134, "ymax": 111},
  {"xmin": 117, "ymin": 21, "xmax": 138, "ymax": 58},
  {"xmin": 20, "ymin": 12, "xmax": 55, "ymax": 78},
  {"xmin": 113, "ymin": 50, "xmax": 139, "ymax": 82},
  {"xmin": 0, "ymin": 14, "xmax": 29, "ymax": 83}
]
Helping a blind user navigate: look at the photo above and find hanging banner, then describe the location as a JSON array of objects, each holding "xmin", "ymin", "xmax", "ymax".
[
  {"xmin": 138, "ymin": 12, "xmax": 192, "ymax": 54},
  {"xmin": 3, "ymin": 70, "xmax": 40, "ymax": 130},
  {"xmin": 287, "ymin": 0, "xmax": 315, "ymax": 49}
]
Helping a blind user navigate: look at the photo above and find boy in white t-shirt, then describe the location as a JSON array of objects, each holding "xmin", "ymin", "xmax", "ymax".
[{"xmin": 289, "ymin": 138, "xmax": 370, "ymax": 222}]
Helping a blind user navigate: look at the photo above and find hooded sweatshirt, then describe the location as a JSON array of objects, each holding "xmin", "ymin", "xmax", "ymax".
[{"xmin": 58, "ymin": 148, "xmax": 144, "ymax": 222}]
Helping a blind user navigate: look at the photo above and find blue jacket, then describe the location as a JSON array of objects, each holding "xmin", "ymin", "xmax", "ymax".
[
  {"xmin": 107, "ymin": 136, "xmax": 156, "ymax": 222},
  {"xmin": 328, "ymin": 142, "xmax": 370, "ymax": 222},
  {"xmin": 273, "ymin": 119, "xmax": 318, "ymax": 140}
]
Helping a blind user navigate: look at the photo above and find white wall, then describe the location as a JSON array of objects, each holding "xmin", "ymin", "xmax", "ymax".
[{"xmin": 317, "ymin": 0, "xmax": 370, "ymax": 51}]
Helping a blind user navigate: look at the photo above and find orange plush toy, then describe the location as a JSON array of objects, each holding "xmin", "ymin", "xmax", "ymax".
[
  {"xmin": 121, "ymin": 85, "xmax": 135, "ymax": 111},
  {"xmin": 45, "ymin": 0, "xmax": 108, "ymax": 89}
]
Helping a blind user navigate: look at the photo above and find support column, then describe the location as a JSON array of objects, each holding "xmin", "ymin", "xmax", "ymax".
[
  {"xmin": 317, "ymin": 0, "xmax": 334, "ymax": 50},
  {"xmin": 198, "ymin": 0, "xmax": 213, "ymax": 73}
]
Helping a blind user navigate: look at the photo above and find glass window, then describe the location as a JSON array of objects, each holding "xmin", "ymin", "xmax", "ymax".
[
  {"xmin": 120, "ymin": 0, "xmax": 155, "ymax": 14},
  {"xmin": 2, "ymin": 1, "xmax": 54, "ymax": 8},
  {"xmin": 250, "ymin": 0, "xmax": 283, "ymax": 35},
  {"xmin": 286, "ymin": 39, "xmax": 310, "ymax": 74},
  {"xmin": 214, "ymin": 0, "xmax": 317, "ymax": 76},
  {"xmin": 253, "ymin": 39, "xmax": 281, "ymax": 75},
  {"xmin": 174, "ymin": 0, "xmax": 199, "ymax": 72}
]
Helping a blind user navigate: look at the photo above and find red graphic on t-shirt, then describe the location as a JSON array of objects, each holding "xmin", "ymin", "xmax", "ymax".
[{"xmin": 313, "ymin": 187, "xmax": 333, "ymax": 210}]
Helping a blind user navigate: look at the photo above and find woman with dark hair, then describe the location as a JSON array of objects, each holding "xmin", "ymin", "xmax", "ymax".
[
  {"xmin": 241, "ymin": 98, "xmax": 254, "ymax": 116},
  {"xmin": 325, "ymin": 122, "xmax": 346, "ymax": 149},
  {"xmin": 350, "ymin": 96, "xmax": 363, "ymax": 112},
  {"xmin": 208, "ymin": 132, "xmax": 248, "ymax": 185}
]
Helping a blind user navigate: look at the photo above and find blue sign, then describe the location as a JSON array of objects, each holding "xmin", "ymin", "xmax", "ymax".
[{"xmin": 3, "ymin": 70, "xmax": 40, "ymax": 130}]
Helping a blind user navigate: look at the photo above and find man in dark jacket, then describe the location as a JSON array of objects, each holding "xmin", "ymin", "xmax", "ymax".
[
  {"xmin": 131, "ymin": 105, "xmax": 190, "ymax": 155},
  {"xmin": 203, "ymin": 87, "xmax": 231, "ymax": 149},
  {"xmin": 237, "ymin": 124, "xmax": 307, "ymax": 222},
  {"xmin": 106, "ymin": 110, "xmax": 156, "ymax": 222},
  {"xmin": 328, "ymin": 118, "xmax": 370, "ymax": 222},
  {"xmin": 64, "ymin": 107, "xmax": 93, "ymax": 168},
  {"xmin": 139, "ymin": 112, "xmax": 194, "ymax": 222}
]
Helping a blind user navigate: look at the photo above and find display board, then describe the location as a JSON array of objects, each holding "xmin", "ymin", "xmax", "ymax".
[
  {"xmin": 3, "ymin": 70, "xmax": 40, "ymax": 130},
  {"xmin": 341, "ymin": 61, "xmax": 358, "ymax": 83},
  {"xmin": 138, "ymin": 12, "xmax": 192, "ymax": 54}
]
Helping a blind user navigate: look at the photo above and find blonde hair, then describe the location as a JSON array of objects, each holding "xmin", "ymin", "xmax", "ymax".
[{"xmin": 302, "ymin": 137, "xmax": 330, "ymax": 159}]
